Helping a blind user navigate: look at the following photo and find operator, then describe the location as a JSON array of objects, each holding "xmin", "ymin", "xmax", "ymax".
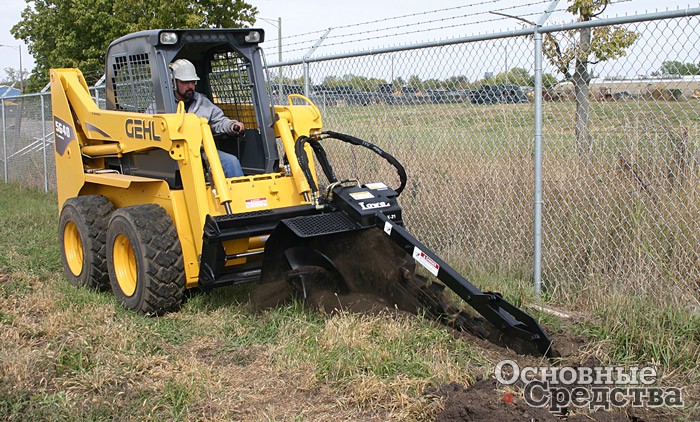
[{"xmin": 170, "ymin": 59, "xmax": 245, "ymax": 177}]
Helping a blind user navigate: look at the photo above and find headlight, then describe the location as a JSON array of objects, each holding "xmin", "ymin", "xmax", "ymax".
[
  {"xmin": 159, "ymin": 32, "xmax": 178, "ymax": 45},
  {"xmin": 244, "ymin": 31, "xmax": 261, "ymax": 43}
]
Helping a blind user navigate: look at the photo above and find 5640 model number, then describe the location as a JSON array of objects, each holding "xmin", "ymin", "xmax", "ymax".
[{"xmin": 55, "ymin": 120, "xmax": 72, "ymax": 139}]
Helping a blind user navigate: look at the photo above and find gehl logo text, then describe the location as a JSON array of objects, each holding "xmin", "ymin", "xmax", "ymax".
[{"xmin": 125, "ymin": 118, "xmax": 161, "ymax": 141}]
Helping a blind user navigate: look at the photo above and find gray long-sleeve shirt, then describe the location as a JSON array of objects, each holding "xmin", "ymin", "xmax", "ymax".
[{"xmin": 184, "ymin": 92, "xmax": 239, "ymax": 136}]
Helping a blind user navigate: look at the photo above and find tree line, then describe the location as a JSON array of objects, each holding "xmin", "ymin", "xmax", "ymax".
[
  {"xmin": 9, "ymin": 0, "xmax": 258, "ymax": 92},
  {"xmin": 269, "ymin": 59, "xmax": 698, "ymax": 95},
  {"xmin": 653, "ymin": 61, "xmax": 700, "ymax": 76},
  {"xmin": 291, "ymin": 68, "xmax": 561, "ymax": 93}
]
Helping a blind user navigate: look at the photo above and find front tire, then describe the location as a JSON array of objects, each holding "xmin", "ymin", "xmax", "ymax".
[
  {"xmin": 106, "ymin": 205, "xmax": 185, "ymax": 315},
  {"xmin": 59, "ymin": 195, "xmax": 114, "ymax": 290}
]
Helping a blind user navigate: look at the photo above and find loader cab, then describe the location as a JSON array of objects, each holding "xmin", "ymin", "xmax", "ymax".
[{"xmin": 104, "ymin": 29, "xmax": 279, "ymax": 185}]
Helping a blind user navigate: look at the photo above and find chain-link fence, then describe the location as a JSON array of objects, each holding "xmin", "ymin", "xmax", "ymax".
[
  {"xmin": 1, "ymin": 92, "xmax": 52, "ymax": 192},
  {"xmin": 1, "ymin": 9, "xmax": 698, "ymax": 306}
]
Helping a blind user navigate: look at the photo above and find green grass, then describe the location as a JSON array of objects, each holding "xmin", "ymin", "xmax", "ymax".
[
  {"xmin": 0, "ymin": 182, "xmax": 698, "ymax": 421},
  {"xmin": 0, "ymin": 184, "xmax": 61, "ymax": 274},
  {"xmin": 0, "ymin": 181, "xmax": 485, "ymax": 420},
  {"xmin": 577, "ymin": 296, "xmax": 700, "ymax": 374}
]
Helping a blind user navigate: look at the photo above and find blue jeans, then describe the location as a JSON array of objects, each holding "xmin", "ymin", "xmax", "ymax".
[{"xmin": 218, "ymin": 150, "xmax": 244, "ymax": 177}]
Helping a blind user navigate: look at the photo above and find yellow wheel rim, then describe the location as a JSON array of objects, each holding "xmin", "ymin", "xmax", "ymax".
[
  {"xmin": 63, "ymin": 221, "xmax": 84, "ymax": 276},
  {"xmin": 113, "ymin": 233, "xmax": 137, "ymax": 297}
]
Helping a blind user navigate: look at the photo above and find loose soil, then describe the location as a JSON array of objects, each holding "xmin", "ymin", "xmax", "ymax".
[
  {"xmin": 431, "ymin": 377, "xmax": 633, "ymax": 422},
  {"xmin": 248, "ymin": 228, "xmax": 699, "ymax": 421},
  {"xmin": 430, "ymin": 375, "xmax": 695, "ymax": 422}
]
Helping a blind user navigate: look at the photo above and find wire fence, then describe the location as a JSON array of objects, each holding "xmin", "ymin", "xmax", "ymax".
[{"xmin": 1, "ymin": 8, "xmax": 698, "ymax": 307}]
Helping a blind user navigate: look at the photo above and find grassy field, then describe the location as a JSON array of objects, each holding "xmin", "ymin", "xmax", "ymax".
[
  {"xmin": 0, "ymin": 182, "xmax": 698, "ymax": 421},
  {"xmin": 320, "ymin": 100, "xmax": 699, "ymax": 305}
]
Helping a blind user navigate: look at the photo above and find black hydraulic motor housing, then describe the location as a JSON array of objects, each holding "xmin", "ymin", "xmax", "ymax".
[{"xmin": 329, "ymin": 182, "xmax": 403, "ymax": 228}]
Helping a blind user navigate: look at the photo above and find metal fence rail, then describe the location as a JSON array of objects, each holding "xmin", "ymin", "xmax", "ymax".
[{"xmin": 2, "ymin": 9, "xmax": 698, "ymax": 306}]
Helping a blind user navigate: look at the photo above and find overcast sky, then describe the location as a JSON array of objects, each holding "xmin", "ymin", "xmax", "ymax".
[{"xmin": 1, "ymin": 0, "xmax": 697, "ymax": 78}]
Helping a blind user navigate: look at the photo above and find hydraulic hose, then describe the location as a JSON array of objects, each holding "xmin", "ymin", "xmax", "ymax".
[
  {"xmin": 321, "ymin": 131, "xmax": 407, "ymax": 195},
  {"xmin": 295, "ymin": 136, "xmax": 338, "ymax": 196}
]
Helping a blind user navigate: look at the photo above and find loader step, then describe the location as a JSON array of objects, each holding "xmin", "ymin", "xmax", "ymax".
[
  {"xmin": 283, "ymin": 211, "xmax": 361, "ymax": 238},
  {"xmin": 204, "ymin": 204, "xmax": 317, "ymax": 242},
  {"xmin": 201, "ymin": 268, "xmax": 261, "ymax": 289},
  {"xmin": 199, "ymin": 205, "xmax": 319, "ymax": 287}
]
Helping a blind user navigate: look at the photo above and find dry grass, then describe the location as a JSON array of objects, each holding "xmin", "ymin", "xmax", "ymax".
[
  {"xmin": 1, "ymin": 264, "xmax": 697, "ymax": 421},
  {"xmin": 322, "ymin": 100, "xmax": 699, "ymax": 306},
  {"xmin": 0, "ymin": 270, "xmax": 492, "ymax": 421}
]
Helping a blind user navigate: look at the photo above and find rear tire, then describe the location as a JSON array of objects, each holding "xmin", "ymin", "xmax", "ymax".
[
  {"xmin": 106, "ymin": 205, "xmax": 185, "ymax": 315},
  {"xmin": 59, "ymin": 195, "xmax": 114, "ymax": 290}
]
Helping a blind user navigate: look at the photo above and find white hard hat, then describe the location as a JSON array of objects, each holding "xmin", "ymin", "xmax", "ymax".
[{"xmin": 170, "ymin": 59, "xmax": 200, "ymax": 82}]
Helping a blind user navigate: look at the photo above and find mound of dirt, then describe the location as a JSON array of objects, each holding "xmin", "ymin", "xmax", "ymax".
[
  {"xmin": 252, "ymin": 228, "xmax": 557, "ymax": 356},
  {"xmin": 251, "ymin": 228, "xmax": 446, "ymax": 321},
  {"xmin": 431, "ymin": 378, "xmax": 637, "ymax": 422},
  {"xmin": 430, "ymin": 378, "xmax": 556, "ymax": 422}
]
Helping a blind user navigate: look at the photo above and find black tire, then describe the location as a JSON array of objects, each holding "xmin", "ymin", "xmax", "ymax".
[
  {"xmin": 58, "ymin": 195, "xmax": 114, "ymax": 290},
  {"xmin": 106, "ymin": 204, "xmax": 185, "ymax": 315}
]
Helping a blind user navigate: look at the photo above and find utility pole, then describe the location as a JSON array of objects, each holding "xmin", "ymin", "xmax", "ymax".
[
  {"xmin": 278, "ymin": 17, "xmax": 282, "ymax": 104},
  {"xmin": 0, "ymin": 44, "xmax": 23, "ymax": 92}
]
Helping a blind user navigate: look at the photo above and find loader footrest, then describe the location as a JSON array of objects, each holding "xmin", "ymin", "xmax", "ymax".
[
  {"xmin": 205, "ymin": 204, "xmax": 317, "ymax": 242},
  {"xmin": 283, "ymin": 212, "xmax": 361, "ymax": 238},
  {"xmin": 199, "ymin": 205, "xmax": 319, "ymax": 287},
  {"xmin": 200, "ymin": 268, "xmax": 261, "ymax": 289}
]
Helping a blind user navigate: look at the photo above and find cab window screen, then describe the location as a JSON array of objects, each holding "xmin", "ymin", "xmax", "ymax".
[
  {"xmin": 208, "ymin": 51, "xmax": 257, "ymax": 129},
  {"xmin": 111, "ymin": 53, "xmax": 156, "ymax": 112}
]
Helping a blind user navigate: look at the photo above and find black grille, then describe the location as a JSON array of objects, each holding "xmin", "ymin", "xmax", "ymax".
[
  {"xmin": 284, "ymin": 212, "xmax": 360, "ymax": 238},
  {"xmin": 112, "ymin": 53, "xmax": 155, "ymax": 112}
]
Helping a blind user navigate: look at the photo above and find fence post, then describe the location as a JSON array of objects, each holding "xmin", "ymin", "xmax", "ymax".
[
  {"xmin": 301, "ymin": 28, "xmax": 332, "ymax": 98},
  {"xmin": 1, "ymin": 99, "xmax": 6, "ymax": 184},
  {"xmin": 533, "ymin": 29, "xmax": 544, "ymax": 296},
  {"xmin": 41, "ymin": 92, "xmax": 48, "ymax": 192},
  {"xmin": 529, "ymin": 0, "xmax": 559, "ymax": 296}
]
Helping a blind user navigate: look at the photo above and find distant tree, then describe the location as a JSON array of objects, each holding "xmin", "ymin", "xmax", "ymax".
[
  {"xmin": 407, "ymin": 75, "xmax": 422, "ymax": 90},
  {"xmin": 346, "ymin": 75, "xmax": 387, "ymax": 92},
  {"xmin": 269, "ymin": 74, "xmax": 305, "ymax": 88},
  {"xmin": 543, "ymin": 0, "xmax": 639, "ymax": 156},
  {"xmin": 391, "ymin": 77, "xmax": 405, "ymax": 92},
  {"xmin": 508, "ymin": 67, "xmax": 533, "ymax": 86},
  {"xmin": 319, "ymin": 74, "xmax": 387, "ymax": 92},
  {"xmin": 322, "ymin": 75, "xmax": 342, "ymax": 86},
  {"xmin": 11, "ymin": 0, "xmax": 256, "ymax": 92},
  {"xmin": 1, "ymin": 67, "xmax": 29, "ymax": 89},
  {"xmin": 367, "ymin": 77, "xmax": 388, "ymax": 92},
  {"xmin": 489, "ymin": 67, "xmax": 533, "ymax": 86},
  {"xmin": 656, "ymin": 61, "xmax": 700, "ymax": 76},
  {"xmin": 423, "ymin": 78, "xmax": 443, "ymax": 90},
  {"xmin": 443, "ymin": 75, "xmax": 470, "ymax": 90},
  {"xmin": 542, "ymin": 73, "xmax": 559, "ymax": 89}
]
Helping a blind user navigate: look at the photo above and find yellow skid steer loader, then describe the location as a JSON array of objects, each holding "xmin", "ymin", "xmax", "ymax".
[{"xmin": 51, "ymin": 29, "xmax": 552, "ymax": 356}]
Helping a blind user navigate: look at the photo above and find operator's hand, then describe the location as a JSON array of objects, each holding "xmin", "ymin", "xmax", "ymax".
[{"xmin": 231, "ymin": 121, "xmax": 245, "ymax": 135}]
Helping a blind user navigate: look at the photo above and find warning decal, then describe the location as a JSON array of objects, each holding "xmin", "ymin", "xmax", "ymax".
[
  {"xmin": 383, "ymin": 221, "xmax": 393, "ymax": 235},
  {"xmin": 349, "ymin": 191, "xmax": 374, "ymax": 200},
  {"xmin": 365, "ymin": 182, "xmax": 389, "ymax": 191},
  {"xmin": 412, "ymin": 247, "xmax": 440, "ymax": 276},
  {"xmin": 245, "ymin": 197, "xmax": 268, "ymax": 209}
]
